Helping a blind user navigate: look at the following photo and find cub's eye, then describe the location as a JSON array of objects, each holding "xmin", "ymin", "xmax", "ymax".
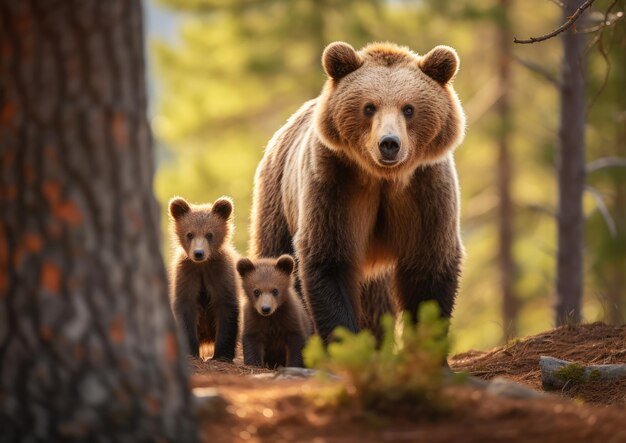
[
  {"xmin": 186, "ymin": 233, "xmax": 193, "ymax": 240},
  {"xmin": 364, "ymin": 104, "xmax": 376, "ymax": 117},
  {"xmin": 206, "ymin": 232, "xmax": 213, "ymax": 241},
  {"xmin": 271, "ymin": 288, "xmax": 279, "ymax": 297},
  {"xmin": 253, "ymin": 289, "xmax": 261, "ymax": 298},
  {"xmin": 402, "ymin": 105, "xmax": 414, "ymax": 118}
]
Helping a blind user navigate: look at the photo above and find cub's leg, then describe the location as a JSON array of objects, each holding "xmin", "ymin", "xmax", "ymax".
[
  {"xmin": 242, "ymin": 332, "xmax": 264, "ymax": 367},
  {"xmin": 286, "ymin": 332, "xmax": 307, "ymax": 368},
  {"xmin": 172, "ymin": 283, "xmax": 201, "ymax": 357},
  {"xmin": 211, "ymin": 283, "xmax": 239, "ymax": 362}
]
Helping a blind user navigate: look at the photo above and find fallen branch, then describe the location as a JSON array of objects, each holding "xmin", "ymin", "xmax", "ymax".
[
  {"xmin": 586, "ymin": 156, "xmax": 626, "ymax": 173},
  {"xmin": 539, "ymin": 356, "xmax": 626, "ymax": 390},
  {"xmin": 514, "ymin": 0, "xmax": 596, "ymax": 44}
]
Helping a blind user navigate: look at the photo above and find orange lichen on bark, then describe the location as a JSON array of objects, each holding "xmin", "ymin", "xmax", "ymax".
[
  {"xmin": 40, "ymin": 261, "xmax": 61, "ymax": 295},
  {"xmin": 0, "ymin": 102, "xmax": 16, "ymax": 127},
  {"xmin": 165, "ymin": 332, "xmax": 179, "ymax": 363},
  {"xmin": 112, "ymin": 112, "xmax": 129, "ymax": 149},
  {"xmin": 4, "ymin": 184, "xmax": 17, "ymax": 200},
  {"xmin": 74, "ymin": 345, "xmax": 85, "ymax": 361},
  {"xmin": 0, "ymin": 224, "xmax": 8, "ymax": 296},
  {"xmin": 110, "ymin": 315, "xmax": 125, "ymax": 343},
  {"xmin": 23, "ymin": 162, "xmax": 35, "ymax": 184},
  {"xmin": 23, "ymin": 232, "xmax": 43, "ymax": 253},
  {"xmin": 40, "ymin": 325, "xmax": 53, "ymax": 341},
  {"xmin": 145, "ymin": 394, "xmax": 161, "ymax": 416},
  {"xmin": 55, "ymin": 200, "xmax": 83, "ymax": 226},
  {"xmin": 42, "ymin": 180, "xmax": 62, "ymax": 206},
  {"xmin": 44, "ymin": 144, "xmax": 58, "ymax": 163}
]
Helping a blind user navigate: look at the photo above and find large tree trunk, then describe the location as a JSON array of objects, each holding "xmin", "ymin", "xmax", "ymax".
[
  {"xmin": 496, "ymin": 0, "xmax": 517, "ymax": 341},
  {"xmin": 555, "ymin": 0, "xmax": 588, "ymax": 326},
  {"xmin": 0, "ymin": 1, "xmax": 197, "ymax": 440}
]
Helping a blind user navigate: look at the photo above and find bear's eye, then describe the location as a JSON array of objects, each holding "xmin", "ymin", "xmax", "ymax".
[
  {"xmin": 271, "ymin": 288, "xmax": 279, "ymax": 297},
  {"xmin": 364, "ymin": 104, "xmax": 376, "ymax": 117},
  {"xmin": 253, "ymin": 289, "xmax": 261, "ymax": 298},
  {"xmin": 206, "ymin": 232, "xmax": 213, "ymax": 241},
  {"xmin": 402, "ymin": 105, "xmax": 414, "ymax": 118},
  {"xmin": 186, "ymin": 232, "xmax": 193, "ymax": 240}
]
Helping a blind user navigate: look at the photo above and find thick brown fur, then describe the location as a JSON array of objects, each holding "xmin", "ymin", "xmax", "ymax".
[
  {"xmin": 169, "ymin": 196, "xmax": 239, "ymax": 360},
  {"xmin": 250, "ymin": 42, "xmax": 465, "ymax": 343},
  {"xmin": 237, "ymin": 255, "xmax": 313, "ymax": 368}
]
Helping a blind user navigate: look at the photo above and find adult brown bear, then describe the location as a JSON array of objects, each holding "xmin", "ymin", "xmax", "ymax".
[{"xmin": 250, "ymin": 41, "xmax": 465, "ymax": 343}]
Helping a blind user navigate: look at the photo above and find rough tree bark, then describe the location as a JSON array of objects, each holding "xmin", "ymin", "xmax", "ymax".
[
  {"xmin": 496, "ymin": 0, "xmax": 517, "ymax": 340},
  {"xmin": 0, "ymin": 1, "xmax": 197, "ymax": 440},
  {"xmin": 555, "ymin": 0, "xmax": 588, "ymax": 326}
]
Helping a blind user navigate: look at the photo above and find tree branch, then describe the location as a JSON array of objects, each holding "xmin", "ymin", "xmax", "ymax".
[
  {"xmin": 586, "ymin": 156, "xmax": 626, "ymax": 173},
  {"xmin": 585, "ymin": 185, "xmax": 617, "ymax": 238},
  {"xmin": 514, "ymin": 0, "xmax": 596, "ymax": 44}
]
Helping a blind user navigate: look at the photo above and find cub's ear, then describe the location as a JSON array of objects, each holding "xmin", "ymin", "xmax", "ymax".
[
  {"xmin": 237, "ymin": 258, "xmax": 255, "ymax": 278},
  {"xmin": 419, "ymin": 45, "xmax": 459, "ymax": 85},
  {"xmin": 212, "ymin": 197, "xmax": 233, "ymax": 219},
  {"xmin": 169, "ymin": 197, "xmax": 190, "ymax": 220},
  {"xmin": 322, "ymin": 41, "xmax": 363, "ymax": 80},
  {"xmin": 275, "ymin": 254, "xmax": 295, "ymax": 275}
]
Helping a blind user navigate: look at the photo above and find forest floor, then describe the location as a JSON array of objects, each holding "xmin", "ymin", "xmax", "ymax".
[{"xmin": 191, "ymin": 323, "xmax": 626, "ymax": 442}]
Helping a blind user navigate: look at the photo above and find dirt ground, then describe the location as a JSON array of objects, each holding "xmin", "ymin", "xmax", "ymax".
[{"xmin": 193, "ymin": 323, "xmax": 626, "ymax": 442}]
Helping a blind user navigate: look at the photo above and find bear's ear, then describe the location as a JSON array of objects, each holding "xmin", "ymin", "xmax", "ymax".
[
  {"xmin": 237, "ymin": 258, "xmax": 255, "ymax": 278},
  {"xmin": 275, "ymin": 254, "xmax": 295, "ymax": 275},
  {"xmin": 419, "ymin": 45, "xmax": 459, "ymax": 85},
  {"xmin": 169, "ymin": 197, "xmax": 190, "ymax": 220},
  {"xmin": 212, "ymin": 197, "xmax": 233, "ymax": 220},
  {"xmin": 322, "ymin": 41, "xmax": 363, "ymax": 80}
]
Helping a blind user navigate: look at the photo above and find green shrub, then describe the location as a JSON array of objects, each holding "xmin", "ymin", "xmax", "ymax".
[{"xmin": 303, "ymin": 301, "xmax": 451, "ymax": 416}]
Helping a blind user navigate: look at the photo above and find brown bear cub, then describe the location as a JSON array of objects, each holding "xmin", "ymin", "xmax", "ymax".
[
  {"xmin": 237, "ymin": 255, "xmax": 313, "ymax": 368},
  {"xmin": 250, "ymin": 41, "xmax": 466, "ymax": 343},
  {"xmin": 169, "ymin": 196, "xmax": 239, "ymax": 361}
]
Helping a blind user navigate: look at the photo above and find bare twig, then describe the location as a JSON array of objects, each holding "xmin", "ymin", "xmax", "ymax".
[
  {"xmin": 585, "ymin": 185, "xmax": 617, "ymax": 238},
  {"xmin": 587, "ymin": 1, "xmax": 619, "ymax": 110},
  {"xmin": 586, "ymin": 156, "xmax": 626, "ymax": 173},
  {"xmin": 514, "ymin": 0, "xmax": 596, "ymax": 44},
  {"xmin": 581, "ymin": 10, "xmax": 623, "ymax": 33},
  {"xmin": 513, "ymin": 55, "xmax": 561, "ymax": 86}
]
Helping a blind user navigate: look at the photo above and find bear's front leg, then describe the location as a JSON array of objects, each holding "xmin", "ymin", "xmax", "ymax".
[
  {"xmin": 395, "ymin": 257, "xmax": 461, "ymax": 323},
  {"xmin": 300, "ymin": 258, "xmax": 360, "ymax": 343}
]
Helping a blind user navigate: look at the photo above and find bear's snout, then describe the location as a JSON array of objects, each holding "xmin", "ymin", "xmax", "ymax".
[
  {"xmin": 378, "ymin": 134, "xmax": 401, "ymax": 164},
  {"xmin": 261, "ymin": 305, "xmax": 271, "ymax": 315},
  {"xmin": 193, "ymin": 249, "xmax": 204, "ymax": 261}
]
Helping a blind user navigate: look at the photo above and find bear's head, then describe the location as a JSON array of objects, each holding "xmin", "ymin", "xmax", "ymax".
[
  {"xmin": 168, "ymin": 196, "xmax": 234, "ymax": 263},
  {"xmin": 315, "ymin": 41, "xmax": 465, "ymax": 181},
  {"xmin": 236, "ymin": 255, "xmax": 295, "ymax": 317}
]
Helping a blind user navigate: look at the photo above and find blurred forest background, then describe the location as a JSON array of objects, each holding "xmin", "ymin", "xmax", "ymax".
[{"xmin": 143, "ymin": 0, "xmax": 625, "ymax": 352}]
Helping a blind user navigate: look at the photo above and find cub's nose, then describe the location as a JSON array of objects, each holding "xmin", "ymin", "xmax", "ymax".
[
  {"xmin": 378, "ymin": 135, "xmax": 401, "ymax": 162},
  {"xmin": 261, "ymin": 305, "xmax": 271, "ymax": 315},
  {"xmin": 193, "ymin": 250, "xmax": 204, "ymax": 260}
]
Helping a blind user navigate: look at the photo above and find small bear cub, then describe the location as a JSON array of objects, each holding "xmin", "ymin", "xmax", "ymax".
[
  {"xmin": 237, "ymin": 255, "xmax": 313, "ymax": 368},
  {"xmin": 169, "ymin": 196, "xmax": 239, "ymax": 361}
]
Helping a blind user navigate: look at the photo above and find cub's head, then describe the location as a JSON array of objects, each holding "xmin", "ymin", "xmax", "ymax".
[
  {"xmin": 315, "ymin": 41, "xmax": 465, "ymax": 181},
  {"xmin": 168, "ymin": 196, "xmax": 234, "ymax": 263},
  {"xmin": 236, "ymin": 255, "xmax": 295, "ymax": 317}
]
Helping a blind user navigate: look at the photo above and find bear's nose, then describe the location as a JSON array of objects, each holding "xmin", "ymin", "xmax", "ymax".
[
  {"xmin": 193, "ymin": 250, "xmax": 204, "ymax": 260},
  {"xmin": 261, "ymin": 305, "xmax": 271, "ymax": 315},
  {"xmin": 378, "ymin": 135, "xmax": 401, "ymax": 162}
]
